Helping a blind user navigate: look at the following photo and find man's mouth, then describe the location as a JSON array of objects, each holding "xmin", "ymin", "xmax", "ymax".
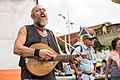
[{"xmin": 41, "ymin": 14, "xmax": 45, "ymax": 17}]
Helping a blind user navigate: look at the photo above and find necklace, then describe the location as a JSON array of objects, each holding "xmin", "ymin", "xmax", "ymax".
[{"xmin": 35, "ymin": 26, "xmax": 46, "ymax": 32}]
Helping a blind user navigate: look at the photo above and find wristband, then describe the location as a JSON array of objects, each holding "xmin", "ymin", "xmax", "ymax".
[{"xmin": 34, "ymin": 49, "xmax": 40, "ymax": 57}]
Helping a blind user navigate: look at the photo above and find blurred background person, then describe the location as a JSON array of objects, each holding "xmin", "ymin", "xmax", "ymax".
[
  {"xmin": 105, "ymin": 37, "xmax": 120, "ymax": 80},
  {"xmin": 100, "ymin": 59, "xmax": 107, "ymax": 75}
]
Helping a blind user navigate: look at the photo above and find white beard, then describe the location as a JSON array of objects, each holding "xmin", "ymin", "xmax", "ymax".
[{"xmin": 37, "ymin": 17, "xmax": 48, "ymax": 27}]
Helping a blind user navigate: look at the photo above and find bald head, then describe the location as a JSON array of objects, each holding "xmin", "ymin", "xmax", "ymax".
[
  {"xmin": 31, "ymin": 5, "xmax": 48, "ymax": 27},
  {"xmin": 31, "ymin": 5, "xmax": 45, "ymax": 15}
]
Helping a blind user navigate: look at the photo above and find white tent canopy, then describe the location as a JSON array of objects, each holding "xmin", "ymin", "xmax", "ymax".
[{"xmin": 0, "ymin": 0, "xmax": 36, "ymax": 69}]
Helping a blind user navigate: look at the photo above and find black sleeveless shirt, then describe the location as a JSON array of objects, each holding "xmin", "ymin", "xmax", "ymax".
[{"xmin": 19, "ymin": 25, "xmax": 63, "ymax": 80}]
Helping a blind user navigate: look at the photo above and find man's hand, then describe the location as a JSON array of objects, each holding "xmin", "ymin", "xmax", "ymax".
[
  {"xmin": 73, "ymin": 54, "xmax": 82, "ymax": 64},
  {"xmin": 92, "ymin": 70, "xmax": 96, "ymax": 76},
  {"xmin": 76, "ymin": 70, "xmax": 82, "ymax": 77},
  {"xmin": 39, "ymin": 49, "xmax": 53, "ymax": 60}
]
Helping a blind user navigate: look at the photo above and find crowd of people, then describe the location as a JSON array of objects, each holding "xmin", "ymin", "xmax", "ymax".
[{"xmin": 13, "ymin": 4, "xmax": 120, "ymax": 80}]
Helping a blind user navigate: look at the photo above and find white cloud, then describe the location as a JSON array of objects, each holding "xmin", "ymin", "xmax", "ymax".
[{"xmin": 39, "ymin": 0, "xmax": 120, "ymax": 34}]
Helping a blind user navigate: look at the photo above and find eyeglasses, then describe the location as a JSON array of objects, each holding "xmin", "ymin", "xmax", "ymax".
[{"xmin": 88, "ymin": 38, "xmax": 94, "ymax": 41}]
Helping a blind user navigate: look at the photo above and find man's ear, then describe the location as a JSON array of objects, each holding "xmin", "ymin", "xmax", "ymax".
[{"xmin": 31, "ymin": 14, "xmax": 34, "ymax": 19}]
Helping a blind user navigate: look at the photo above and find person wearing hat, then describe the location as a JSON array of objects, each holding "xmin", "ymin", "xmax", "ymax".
[{"xmin": 71, "ymin": 34, "xmax": 97, "ymax": 80}]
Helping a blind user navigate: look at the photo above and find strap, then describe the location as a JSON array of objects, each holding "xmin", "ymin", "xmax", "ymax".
[
  {"xmin": 79, "ymin": 45, "xmax": 82, "ymax": 53},
  {"xmin": 71, "ymin": 45, "xmax": 82, "ymax": 54}
]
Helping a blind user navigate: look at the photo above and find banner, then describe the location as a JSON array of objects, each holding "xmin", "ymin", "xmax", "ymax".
[{"xmin": 0, "ymin": 0, "xmax": 35, "ymax": 69}]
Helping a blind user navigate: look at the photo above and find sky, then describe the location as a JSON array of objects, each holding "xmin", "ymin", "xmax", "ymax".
[{"xmin": 38, "ymin": 0, "xmax": 120, "ymax": 34}]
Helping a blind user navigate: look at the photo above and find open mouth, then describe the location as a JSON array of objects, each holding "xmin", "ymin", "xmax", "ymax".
[{"xmin": 41, "ymin": 13, "xmax": 45, "ymax": 17}]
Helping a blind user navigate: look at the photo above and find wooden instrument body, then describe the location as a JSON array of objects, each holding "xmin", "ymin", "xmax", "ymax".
[
  {"xmin": 26, "ymin": 43, "xmax": 59, "ymax": 76},
  {"xmin": 26, "ymin": 43, "xmax": 77, "ymax": 76}
]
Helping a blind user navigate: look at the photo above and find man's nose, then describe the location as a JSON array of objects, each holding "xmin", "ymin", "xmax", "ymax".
[{"xmin": 39, "ymin": 8, "xmax": 46, "ymax": 12}]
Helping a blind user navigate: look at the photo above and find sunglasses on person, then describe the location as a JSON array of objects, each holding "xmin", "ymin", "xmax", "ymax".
[{"xmin": 88, "ymin": 38, "xmax": 94, "ymax": 41}]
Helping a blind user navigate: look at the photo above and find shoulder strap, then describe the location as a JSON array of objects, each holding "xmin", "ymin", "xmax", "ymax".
[
  {"xmin": 71, "ymin": 45, "xmax": 82, "ymax": 54},
  {"xmin": 79, "ymin": 45, "xmax": 82, "ymax": 52},
  {"xmin": 75, "ymin": 45, "xmax": 82, "ymax": 53}
]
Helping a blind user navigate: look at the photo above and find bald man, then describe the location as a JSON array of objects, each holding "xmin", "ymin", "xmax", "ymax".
[{"xmin": 13, "ymin": 5, "xmax": 82, "ymax": 80}]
